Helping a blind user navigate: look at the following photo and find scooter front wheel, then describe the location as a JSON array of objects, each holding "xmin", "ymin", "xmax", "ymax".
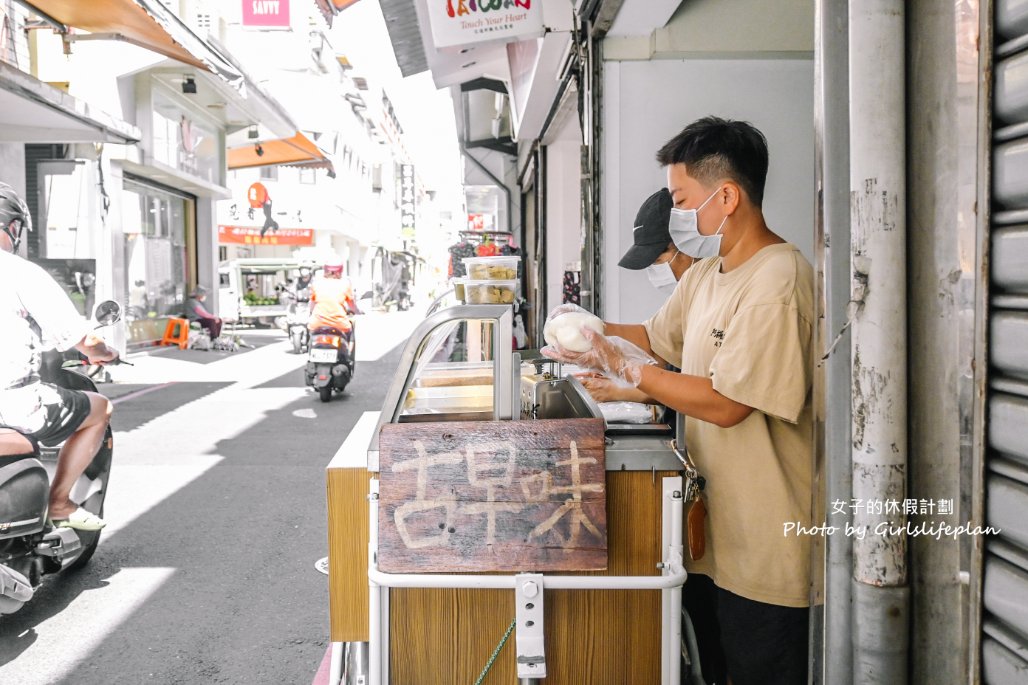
[{"xmin": 318, "ymin": 387, "xmax": 332, "ymax": 403}]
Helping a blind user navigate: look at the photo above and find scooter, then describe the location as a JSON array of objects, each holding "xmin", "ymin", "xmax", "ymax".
[
  {"xmin": 286, "ymin": 299, "xmax": 310, "ymax": 355},
  {"xmin": 0, "ymin": 301, "xmax": 123, "ymax": 615},
  {"xmin": 304, "ymin": 323, "xmax": 356, "ymax": 402}
]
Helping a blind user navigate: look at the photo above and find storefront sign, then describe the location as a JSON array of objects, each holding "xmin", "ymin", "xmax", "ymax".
[
  {"xmin": 218, "ymin": 225, "xmax": 313, "ymax": 246},
  {"xmin": 247, "ymin": 182, "xmax": 270, "ymax": 208},
  {"xmin": 153, "ymin": 93, "xmax": 219, "ymax": 183},
  {"xmin": 377, "ymin": 419, "xmax": 607, "ymax": 573},
  {"xmin": 429, "ymin": 0, "xmax": 543, "ymax": 50},
  {"xmin": 0, "ymin": 8, "xmax": 17, "ymax": 66},
  {"xmin": 242, "ymin": 0, "xmax": 291, "ymax": 28},
  {"xmin": 399, "ymin": 164, "xmax": 416, "ymax": 239},
  {"xmin": 467, "ymin": 213, "xmax": 496, "ymax": 231}
]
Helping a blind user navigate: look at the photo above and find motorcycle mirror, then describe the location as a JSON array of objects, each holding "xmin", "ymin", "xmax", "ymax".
[{"xmin": 93, "ymin": 300, "xmax": 122, "ymax": 326}]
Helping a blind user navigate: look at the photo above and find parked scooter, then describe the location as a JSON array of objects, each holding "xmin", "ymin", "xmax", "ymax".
[
  {"xmin": 0, "ymin": 301, "xmax": 124, "ymax": 615},
  {"xmin": 304, "ymin": 323, "xmax": 356, "ymax": 402}
]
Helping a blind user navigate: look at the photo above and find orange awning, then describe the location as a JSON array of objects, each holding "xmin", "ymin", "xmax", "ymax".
[
  {"xmin": 315, "ymin": 0, "xmax": 363, "ymax": 25},
  {"xmin": 227, "ymin": 132, "xmax": 332, "ymax": 171},
  {"xmin": 22, "ymin": 0, "xmax": 239, "ymax": 79}
]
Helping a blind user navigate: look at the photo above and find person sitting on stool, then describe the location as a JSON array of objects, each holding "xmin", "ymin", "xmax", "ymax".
[{"xmin": 185, "ymin": 286, "xmax": 222, "ymax": 340}]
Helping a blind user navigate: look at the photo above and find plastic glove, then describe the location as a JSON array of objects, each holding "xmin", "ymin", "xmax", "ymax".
[
  {"xmin": 544, "ymin": 303, "xmax": 593, "ymax": 325},
  {"xmin": 542, "ymin": 327, "xmax": 656, "ymax": 388},
  {"xmin": 577, "ymin": 374, "xmax": 650, "ymax": 403},
  {"xmin": 544, "ymin": 310, "xmax": 604, "ymax": 353}
]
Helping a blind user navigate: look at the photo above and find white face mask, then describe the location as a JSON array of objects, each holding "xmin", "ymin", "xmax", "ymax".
[
  {"xmin": 646, "ymin": 252, "xmax": 679, "ymax": 291},
  {"xmin": 668, "ymin": 187, "xmax": 728, "ymax": 259}
]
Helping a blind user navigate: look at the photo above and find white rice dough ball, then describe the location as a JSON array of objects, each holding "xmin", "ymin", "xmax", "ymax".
[{"xmin": 543, "ymin": 311, "xmax": 605, "ymax": 353}]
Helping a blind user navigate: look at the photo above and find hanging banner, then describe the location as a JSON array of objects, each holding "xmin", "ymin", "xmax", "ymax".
[
  {"xmin": 242, "ymin": 0, "xmax": 291, "ymax": 28},
  {"xmin": 428, "ymin": 0, "xmax": 543, "ymax": 50},
  {"xmin": 218, "ymin": 225, "xmax": 314, "ymax": 246}
]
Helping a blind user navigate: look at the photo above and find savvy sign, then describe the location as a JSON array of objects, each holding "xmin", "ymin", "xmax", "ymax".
[{"xmin": 242, "ymin": 0, "xmax": 290, "ymax": 28}]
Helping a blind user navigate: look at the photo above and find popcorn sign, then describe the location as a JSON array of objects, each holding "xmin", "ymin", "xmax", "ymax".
[{"xmin": 429, "ymin": 0, "xmax": 544, "ymax": 49}]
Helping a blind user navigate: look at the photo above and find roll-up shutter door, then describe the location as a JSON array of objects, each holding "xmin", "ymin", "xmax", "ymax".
[{"xmin": 984, "ymin": 2, "xmax": 1028, "ymax": 682}]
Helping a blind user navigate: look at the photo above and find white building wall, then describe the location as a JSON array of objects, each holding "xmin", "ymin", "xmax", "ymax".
[
  {"xmin": 544, "ymin": 119, "xmax": 583, "ymax": 315},
  {"xmin": 599, "ymin": 0, "xmax": 815, "ymax": 324},
  {"xmin": 601, "ymin": 59, "xmax": 815, "ymax": 324},
  {"xmin": 0, "ymin": 142, "xmax": 26, "ymax": 204}
]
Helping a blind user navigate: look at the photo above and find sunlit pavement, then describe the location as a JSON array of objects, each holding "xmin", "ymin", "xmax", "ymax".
[{"xmin": 0, "ymin": 309, "xmax": 427, "ymax": 685}]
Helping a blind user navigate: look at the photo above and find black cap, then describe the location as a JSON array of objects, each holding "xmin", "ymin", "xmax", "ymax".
[{"xmin": 618, "ymin": 188, "xmax": 673, "ymax": 270}]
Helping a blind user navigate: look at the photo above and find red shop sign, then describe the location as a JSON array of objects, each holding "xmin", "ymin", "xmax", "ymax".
[
  {"xmin": 218, "ymin": 225, "xmax": 314, "ymax": 246},
  {"xmin": 242, "ymin": 0, "xmax": 291, "ymax": 28}
]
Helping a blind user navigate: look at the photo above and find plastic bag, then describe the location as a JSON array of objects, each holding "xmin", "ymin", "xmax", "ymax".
[{"xmin": 598, "ymin": 401, "xmax": 656, "ymax": 424}]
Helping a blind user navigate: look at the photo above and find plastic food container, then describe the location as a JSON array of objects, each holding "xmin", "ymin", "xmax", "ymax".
[
  {"xmin": 464, "ymin": 279, "xmax": 519, "ymax": 304},
  {"xmin": 462, "ymin": 256, "xmax": 520, "ymax": 281},
  {"xmin": 453, "ymin": 279, "xmax": 466, "ymax": 303}
]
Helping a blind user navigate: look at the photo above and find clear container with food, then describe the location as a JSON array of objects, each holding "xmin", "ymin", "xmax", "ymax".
[
  {"xmin": 453, "ymin": 278, "xmax": 466, "ymax": 303},
  {"xmin": 464, "ymin": 279, "xmax": 519, "ymax": 304},
  {"xmin": 462, "ymin": 256, "xmax": 520, "ymax": 281}
]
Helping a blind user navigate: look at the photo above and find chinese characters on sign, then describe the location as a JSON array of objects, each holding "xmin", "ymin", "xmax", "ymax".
[
  {"xmin": 399, "ymin": 164, "xmax": 416, "ymax": 240},
  {"xmin": 378, "ymin": 419, "xmax": 607, "ymax": 573},
  {"xmin": 217, "ymin": 225, "xmax": 313, "ymax": 246}
]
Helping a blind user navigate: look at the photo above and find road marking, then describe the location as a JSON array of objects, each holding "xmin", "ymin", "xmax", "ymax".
[{"xmin": 109, "ymin": 382, "xmax": 176, "ymax": 405}]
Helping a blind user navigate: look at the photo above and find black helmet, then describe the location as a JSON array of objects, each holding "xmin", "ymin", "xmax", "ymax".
[{"xmin": 0, "ymin": 182, "xmax": 31, "ymax": 251}]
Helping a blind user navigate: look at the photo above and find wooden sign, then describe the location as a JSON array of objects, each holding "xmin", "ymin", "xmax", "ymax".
[{"xmin": 378, "ymin": 419, "xmax": 607, "ymax": 573}]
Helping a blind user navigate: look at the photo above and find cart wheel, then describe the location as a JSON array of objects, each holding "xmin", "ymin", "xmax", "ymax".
[{"xmin": 318, "ymin": 387, "xmax": 332, "ymax": 403}]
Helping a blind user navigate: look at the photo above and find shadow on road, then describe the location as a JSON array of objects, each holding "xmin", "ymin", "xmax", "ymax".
[
  {"xmin": 0, "ymin": 564, "xmax": 113, "ymax": 667},
  {"xmin": 0, "ymin": 346, "xmax": 402, "ymax": 685},
  {"xmin": 106, "ymin": 382, "xmax": 233, "ymax": 434}
]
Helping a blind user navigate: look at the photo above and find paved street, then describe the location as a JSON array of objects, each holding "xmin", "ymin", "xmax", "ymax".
[{"xmin": 0, "ymin": 311, "xmax": 425, "ymax": 685}]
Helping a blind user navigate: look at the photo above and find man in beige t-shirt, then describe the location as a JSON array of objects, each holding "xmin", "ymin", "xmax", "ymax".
[{"xmin": 543, "ymin": 117, "xmax": 813, "ymax": 685}]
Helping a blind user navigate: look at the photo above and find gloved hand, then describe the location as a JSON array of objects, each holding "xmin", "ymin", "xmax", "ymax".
[
  {"xmin": 545, "ymin": 303, "xmax": 593, "ymax": 324},
  {"xmin": 543, "ymin": 304, "xmax": 604, "ymax": 353},
  {"xmin": 577, "ymin": 374, "xmax": 641, "ymax": 403},
  {"xmin": 542, "ymin": 327, "xmax": 656, "ymax": 388}
]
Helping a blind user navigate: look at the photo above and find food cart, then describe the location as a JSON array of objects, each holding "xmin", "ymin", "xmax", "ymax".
[{"xmin": 325, "ymin": 304, "xmax": 701, "ymax": 685}]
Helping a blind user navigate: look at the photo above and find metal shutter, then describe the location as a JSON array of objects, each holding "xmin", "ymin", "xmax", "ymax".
[
  {"xmin": 22, "ymin": 144, "xmax": 63, "ymax": 259},
  {"xmin": 984, "ymin": 1, "xmax": 1028, "ymax": 682}
]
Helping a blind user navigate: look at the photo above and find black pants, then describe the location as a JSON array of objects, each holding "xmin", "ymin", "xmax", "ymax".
[
  {"xmin": 684, "ymin": 574, "xmax": 809, "ymax": 685},
  {"xmin": 197, "ymin": 317, "xmax": 222, "ymax": 339}
]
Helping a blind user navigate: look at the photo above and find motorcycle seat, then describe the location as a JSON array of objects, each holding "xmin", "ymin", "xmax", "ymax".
[
  {"xmin": 311, "ymin": 326, "xmax": 351, "ymax": 338},
  {"xmin": 0, "ymin": 429, "xmax": 38, "ymax": 459}
]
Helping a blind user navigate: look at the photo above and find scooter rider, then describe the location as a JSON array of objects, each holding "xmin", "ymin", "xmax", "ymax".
[
  {"xmin": 0, "ymin": 183, "xmax": 118, "ymax": 531},
  {"xmin": 308, "ymin": 258, "xmax": 359, "ymax": 335}
]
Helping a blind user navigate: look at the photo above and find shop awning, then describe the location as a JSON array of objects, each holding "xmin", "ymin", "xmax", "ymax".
[
  {"xmin": 315, "ymin": 0, "xmax": 364, "ymax": 26},
  {"xmin": 380, "ymin": 0, "xmax": 428, "ymax": 77},
  {"xmin": 0, "ymin": 60, "xmax": 140, "ymax": 143},
  {"xmin": 227, "ymin": 132, "xmax": 333, "ymax": 172},
  {"xmin": 17, "ymin": 0, "xmax": 241, "ymax": 81}
]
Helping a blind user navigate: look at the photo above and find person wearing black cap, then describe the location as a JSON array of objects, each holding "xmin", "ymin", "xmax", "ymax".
[
  {"xmin": 578, "ymin": 188, "xmax": 693, "ymax": 403},
  {"xmin": 617, "ymin": 187, "xmax": 694, "ymax": 291},
  {"xmin": 544, "ymin": 117, "xmax": 814, "ymax": 685}
]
